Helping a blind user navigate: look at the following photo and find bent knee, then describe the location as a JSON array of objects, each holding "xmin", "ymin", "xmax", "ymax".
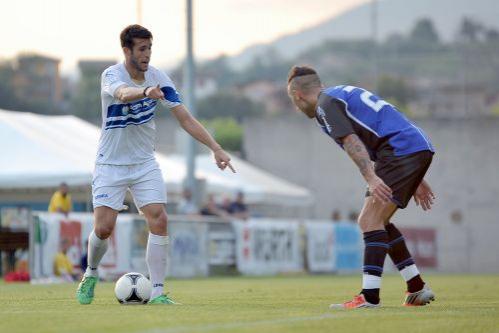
[{"xmin": 95, "ymin": 224, "xmax": 114, "ymax": 239}]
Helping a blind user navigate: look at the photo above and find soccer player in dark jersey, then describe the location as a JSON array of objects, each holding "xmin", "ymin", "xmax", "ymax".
[{"xmin": 287, "ymin": 65, "xmax": 436, "ymax": 309}]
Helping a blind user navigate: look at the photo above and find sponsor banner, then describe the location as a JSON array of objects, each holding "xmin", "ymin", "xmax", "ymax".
[
  {"xmin": 233, "ymin": 219, "xmax": 303, "ymax": 275},
  {"xmin": 333, "ymin": 222, "xmax": 362, "ymax": 271},
  {"xmin": 168, "ymin": 221, "xmax": 209, "ymax": 277},
  {"xmin": 31, "ymin": 213, "xmax": 134, "ymax": 281},
  {"xmin": 305, "ymin": 221, "xmax": 362, "ymax": 273},
  {"xmin": 130, "ymin": 218, "xmax": 149, "ymax": 273},
  {"xmin": 129, "ymin": 219, "xmax": 220, "ymax": 277},
  {"xmin": 209, "ymin": 230, "xmax": 236, "ymax": 265},
  {"xmin": 399, "ymin": 227, "xmax": 437, "ymax": 268},
  {"xmin": 31, "ymin": 213, "xmax": 214, "ymax": 281},
  {"xmin": 305, "ymin": 222, "xmax": 335, "ymax": 272},
  {"xmin": 32, "ymin": 214, "xmax": 58, "ymax": 278},
  {"xmin": 59, "ymin": 220, "xmax": 82, "ymax": 271}
]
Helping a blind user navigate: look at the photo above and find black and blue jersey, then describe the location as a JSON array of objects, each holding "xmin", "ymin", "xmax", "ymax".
[{"xmin": 315, "ymin": 85, "xmax": 434, "ymax": 161}]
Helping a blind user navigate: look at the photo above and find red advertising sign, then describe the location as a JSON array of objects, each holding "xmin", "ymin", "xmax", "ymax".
[
  {"xmin": 399, "ymin": 227, "xmax": 437, "ymax": 268},
  {"xmin": 59, "ymin": 220, "xmax": 82, "ymax": 270}
]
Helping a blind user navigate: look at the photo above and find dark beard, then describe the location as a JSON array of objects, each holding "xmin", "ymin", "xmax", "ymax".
[{"xmin": 131, "ymin": 56, "xmax": 146, "ymax": 72}]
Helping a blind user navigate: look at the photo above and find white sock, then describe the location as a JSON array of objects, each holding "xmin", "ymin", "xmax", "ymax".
[
  {"xmin": 84, "ymin": 230, "xmax": 108, "ymax": 278},
  {"xmin": 362, "ymin": 273, "xmax": 382, "ymax": 290},
  {"xmin": 146, "ymin": 233, "xmax": 169, "ymax": 299},
  {"xmin": 400, "ymin": 264, "xmax": 420, "ymax": 282}
]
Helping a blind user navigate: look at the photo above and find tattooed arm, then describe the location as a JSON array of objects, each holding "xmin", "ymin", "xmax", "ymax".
[
  {"xmin": 342, "ymin": 134, "xmax": 376, "ymax": 182},
  {"xmin": 341, "ymin": 134, "xmax": 392, "ymax": 202},
  {"xmin": 315, "ymin": 95, "xmax": 392, "ymax": 202}
]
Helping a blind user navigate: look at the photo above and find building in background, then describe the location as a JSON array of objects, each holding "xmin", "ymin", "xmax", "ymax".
[
  {"xmin": 71, "ymin": 60, "xmax": 117, "ymax": 121},
  {"xmin": 78, "ymin": 60, "xmax": 117, "ymax": 78},
  {"xmin": 12, "ymin": 54, "xmax": 62, "ymax": 112},
  {"xmin": 238, "ymin": 80, "xmax": 290, "ymax": 115}
]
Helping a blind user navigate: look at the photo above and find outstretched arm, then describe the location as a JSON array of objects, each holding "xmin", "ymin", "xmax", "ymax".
[
  {"xmin": 114, "ymin": 84, "xmax": 164, "ymax": 103},
  {"xmin": 171, "ymin": 105, "xmax": 235, "ymax": 173},
  {"xmin": 101, "ymin": 68, "xmax": 165, "ymax": 103},
  {"xmin": 341, "ymin": 134, "xmax": 392, "ymax": 203}
]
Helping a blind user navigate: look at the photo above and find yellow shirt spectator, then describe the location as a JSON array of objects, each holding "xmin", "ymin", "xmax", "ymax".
[
  {"xmin": 53, "ymin": 252, "xmax": 74, "ymax": 276},
  {"xmin": 48, "ymin": 185, "xmax": 72, "ymax": 214}
]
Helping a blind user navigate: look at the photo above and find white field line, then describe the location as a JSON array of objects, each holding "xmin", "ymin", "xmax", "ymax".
[{"xmin": 142, "ymin": 313, "xmax": 337, "ymax": 333}]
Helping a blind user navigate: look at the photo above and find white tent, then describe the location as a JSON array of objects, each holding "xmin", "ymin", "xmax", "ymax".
[{"xmin": 0, "ymin": 109, "xmax": 312, "ymax": 206}]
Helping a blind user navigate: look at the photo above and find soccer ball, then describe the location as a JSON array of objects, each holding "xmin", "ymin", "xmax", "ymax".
[{"xmin": 114, "ymin": 272, "xmax": 152, "ymax": 305}]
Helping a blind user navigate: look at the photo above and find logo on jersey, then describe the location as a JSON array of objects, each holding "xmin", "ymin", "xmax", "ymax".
[
  {"xmin": 120, "ymin": 99, "xmax": 156, "ymax": 116},
  {"xmin": 317, "ymin": 107, "xmax": 332, "ymax": 134}
]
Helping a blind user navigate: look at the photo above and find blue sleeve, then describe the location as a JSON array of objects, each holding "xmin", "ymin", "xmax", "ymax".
[{"xmin": 156, "ymin": 69, "xmax": 182, "ymax": 108}]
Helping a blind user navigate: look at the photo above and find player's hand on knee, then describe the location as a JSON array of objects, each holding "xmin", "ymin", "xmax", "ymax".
[{"xmin": 368, "ymin": 176, "xmax": 392, "ymax": 203}]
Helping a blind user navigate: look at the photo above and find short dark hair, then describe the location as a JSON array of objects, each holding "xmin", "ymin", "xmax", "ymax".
[
  {"xmin": 287, "ymin": 65, "xmax": 318, "ymax": 84},
  {"xmin": 120, "ymin": 25, "xmax": 153, "ymax": 49}
]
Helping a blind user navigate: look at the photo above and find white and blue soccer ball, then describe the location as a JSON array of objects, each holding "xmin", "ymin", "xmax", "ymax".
[{"xmin": 114, "ymin": 272, "xmax": 152, "ymax": 305}]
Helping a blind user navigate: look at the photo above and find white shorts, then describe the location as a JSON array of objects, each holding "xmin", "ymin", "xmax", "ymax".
[{"xmin": 92, "ymin": 159, "xmax": 167, "ymax": 211}]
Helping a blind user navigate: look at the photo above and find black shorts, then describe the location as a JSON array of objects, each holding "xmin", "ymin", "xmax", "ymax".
[{"xmin": 366, "ymin": 150, "xmax": 433, "ymax": 209}]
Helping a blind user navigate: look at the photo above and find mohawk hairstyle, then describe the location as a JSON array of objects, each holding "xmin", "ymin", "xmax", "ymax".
[
  {"xmin": 287, "ymin": 65, "xmax": 318, "ymax": 83},
  {"xmin": 287, "ymin": 65, "xmax": 322, "ymax": 92}
]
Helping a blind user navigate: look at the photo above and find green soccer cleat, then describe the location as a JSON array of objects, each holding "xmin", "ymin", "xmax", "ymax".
[
  {"xmin": 76, "ymin": 276, "xmax": 97, "ymax": 305},
  {"xmin": 148, "ymin": 294, "xmax": 180, "ymax": 305}
]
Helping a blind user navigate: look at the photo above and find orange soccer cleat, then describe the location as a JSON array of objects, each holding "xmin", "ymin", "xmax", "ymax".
[{"xmin": 329, "ymin": 294, "xmax": 380, "ymax": 309}]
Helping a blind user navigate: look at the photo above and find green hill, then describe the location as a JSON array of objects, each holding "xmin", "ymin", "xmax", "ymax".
[{"xmin": 231, "ymin": 0, "xmax": 499, "ymax": 68}]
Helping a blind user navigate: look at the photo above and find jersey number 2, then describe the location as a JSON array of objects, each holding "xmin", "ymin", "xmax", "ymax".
[{"xmin": 343, "ymin": 86, "xmax": 391, "ymax": 112}]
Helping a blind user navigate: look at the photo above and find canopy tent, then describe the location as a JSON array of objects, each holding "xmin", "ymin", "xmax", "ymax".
[
  {"xmin": 0, "ymin": 109, "xmax": 312, "ymax": 206},
  {"xmin": 0, "ymin": 110, "xmax": 96, "ymax": 187},
  {"xmin": 158, "ymin": 154, "xmax": 312, "ymax": 206}
]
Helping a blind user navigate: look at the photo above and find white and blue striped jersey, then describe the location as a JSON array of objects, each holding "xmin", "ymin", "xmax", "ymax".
[
  {"xmin": 97, "ymin": 63, "xmax": 181, "ymax": 165},
  {"xmin": 316, "ymin": 85, "xmax": 434, "ymax": 160}
]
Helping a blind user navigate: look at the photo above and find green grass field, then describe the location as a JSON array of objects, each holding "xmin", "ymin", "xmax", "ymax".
[{"xmin": 1, "ymin": 274, "xmax": 498, "ymax": 333}]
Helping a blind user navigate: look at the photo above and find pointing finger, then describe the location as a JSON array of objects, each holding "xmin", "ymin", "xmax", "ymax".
[{"xmin": 227, "ymin": 161, "xmax": 236, "ymax": 173}]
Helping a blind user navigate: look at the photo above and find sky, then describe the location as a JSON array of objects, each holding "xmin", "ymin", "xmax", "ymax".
[{"xmin": 1, "ymin": 0, "xmax": 370, "ymax": 73}]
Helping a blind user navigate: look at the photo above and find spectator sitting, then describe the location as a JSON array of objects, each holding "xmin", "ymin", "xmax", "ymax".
[
  {"xmin": 219, "ymin": 196, "xmax": 232, "ymax": 214},
  {"xmin": 48, "ymin": 182, "xmax": 72, "ymax": 215},
  {"xmin": 54, "ymin": 238, "xmax": 77, "ymax": 282},
  {"xmin": 228, "ymin": 191, "xmax": 249, "ymax": 220},
  {"xmin": 177, "ymin": 188, "xmax": 198, "ymax": 215},
  {"xmin": 200, "ymin": 194, "xmax": 226, "ymax": 217}
]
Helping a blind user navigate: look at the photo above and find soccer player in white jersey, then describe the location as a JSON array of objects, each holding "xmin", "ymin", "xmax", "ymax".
[{"xmin": 76, "ymin": 25, "xmax": 235, "ymax": 305}]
